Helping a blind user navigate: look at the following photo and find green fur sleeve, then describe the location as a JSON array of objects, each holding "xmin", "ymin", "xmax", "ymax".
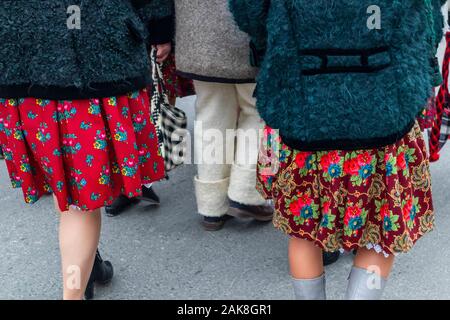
[
  {"xmin": 131, "ymin": 0, "xmax": 174, "ymax": 45},
  {"xmin": 228, "ymin": 0, "xmax": 270, "ymax": 67},
  {"xmin": 432, "ymin": 0, "xmax": 445, "ymax": 46},
  {"xmin": 131, "ymin": 0, "xmax": 174, "ymax": 20}
]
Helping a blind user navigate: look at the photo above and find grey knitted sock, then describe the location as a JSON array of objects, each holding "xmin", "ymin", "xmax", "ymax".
[
  {"xmin": 345, "ymin": 266, "xmax": 387, "ymax": 300},
  {"xmin": 292, "ymin": 273, "xmax": 326, "ymax": 300}
]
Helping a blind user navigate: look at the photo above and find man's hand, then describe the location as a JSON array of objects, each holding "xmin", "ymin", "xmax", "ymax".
[{"xmin": 155, "ymin": 43, "xmax": 172, "ymax": 63}]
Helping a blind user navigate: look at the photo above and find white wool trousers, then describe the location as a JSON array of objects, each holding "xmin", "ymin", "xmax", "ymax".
[{"xmin": 193, "ymin": 80, "xmax": 266, "ymax": 217}]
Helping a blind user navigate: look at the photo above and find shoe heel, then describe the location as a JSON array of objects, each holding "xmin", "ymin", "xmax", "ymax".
[{"xmin": 84, "ymin": 280, "xmax": 95, "ymax": 300}]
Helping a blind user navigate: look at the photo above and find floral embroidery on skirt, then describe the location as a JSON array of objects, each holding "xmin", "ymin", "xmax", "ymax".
[
  {"xmin": 0, "ymin": 89, "xmax": 165, "ymax": 211},
  {"xmin": 257, "ymin": 122, "xmax": 434, "ymax": 255},
  {"xmin": 162, "ymin": 53, "xmax": 195, "ymax": 100}
]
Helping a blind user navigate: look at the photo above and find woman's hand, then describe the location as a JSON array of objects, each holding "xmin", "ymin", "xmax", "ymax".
[{"xmin": 155, "ymin": 43, "xmax": 172, "ymax": 63}]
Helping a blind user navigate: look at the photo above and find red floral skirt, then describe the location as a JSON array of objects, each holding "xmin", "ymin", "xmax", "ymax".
[
  {"xmin": 0, "ymin": 89, "xmax": 165, "ymax": 211},
  {"xmin": 162, "ymin": 53, "xmax": 195, "ymax": 100},
  {"xmin": 257, "ymin": 122, "xmax": 434, "ymax": 255}
]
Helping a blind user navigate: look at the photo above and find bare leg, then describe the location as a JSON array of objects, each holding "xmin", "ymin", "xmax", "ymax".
[
  {"xmin": 289, "ymin": 237, "xmax": 323, "ymax": 279},
  {"xmin": 354, "ymin": 248, "xmax": 395, "ymax": 278},
  {"xmin": 56, "ymin": 198, "xmax": 102, "ymax": 300},
  {"xmin": 289, "ymin": 237, "xmax": 326, "ymax": 300},
  {"xmin": 345, "ymin": 247, "xmax": 395, "ymax": 300}
]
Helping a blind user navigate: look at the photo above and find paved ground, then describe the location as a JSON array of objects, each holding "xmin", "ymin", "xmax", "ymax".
[
  {"xmin": 3, "ymin": 17, "xmax": 450, "ymax": 299},
  {"xmin": 1, "ymin": 94, "xmax": 450, "ymax": 300}
]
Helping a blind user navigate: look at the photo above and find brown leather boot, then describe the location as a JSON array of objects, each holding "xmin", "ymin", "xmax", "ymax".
[{"xmin": 228, "ymin": 200, "xmax": 273, "ymax": 222}]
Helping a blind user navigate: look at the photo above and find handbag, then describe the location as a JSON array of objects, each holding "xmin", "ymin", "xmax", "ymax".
[{"xmin": 150, "ymin": 48, "xmax": 188, "ymax": 172}]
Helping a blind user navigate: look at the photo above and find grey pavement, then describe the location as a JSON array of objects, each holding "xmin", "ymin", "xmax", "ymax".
[{"xmin": 1, "ymin": 95, "xmax": 450, "ymax": 300}]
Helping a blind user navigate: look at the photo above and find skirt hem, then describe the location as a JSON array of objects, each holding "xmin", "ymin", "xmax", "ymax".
[{"xmin": 276, "ymin": 220, "xmax": 434, "ymax": 256}]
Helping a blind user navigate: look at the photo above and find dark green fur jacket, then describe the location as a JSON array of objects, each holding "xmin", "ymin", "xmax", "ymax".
[
  {"xmin": 0, "ymin": 0, "xmax": 174, "ymax": 100},
  {"xmin": 230, "ymin": 0, "xmax": 445, "ymax": 150}
]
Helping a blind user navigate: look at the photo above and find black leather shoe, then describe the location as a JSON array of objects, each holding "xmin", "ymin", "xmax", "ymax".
[
  {"xmin": 85, "ymin": 250, "xmax": 114, "ymax": 300},
  {"xmin": 105, "ymin": 195, "xmax": 140, "ymax": 217},
  {"xmin": 138, "ymin": 185, "xmax": 160, "ymax": 205},
  {"xmin": 323, "ymin": 251, "xmax": 340, "ymax": 266},
  {"xmin": 202, "ymin": 215, "xmax": 233, "ymax": 231}
]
